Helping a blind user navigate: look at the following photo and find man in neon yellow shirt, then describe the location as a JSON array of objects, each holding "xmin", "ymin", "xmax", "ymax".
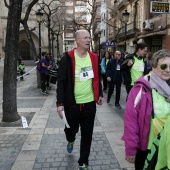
[
  {"xmin": 57, "ymin": 30, "xmax": 104, "ymax": 170},
  {"xmin": 121, "ymin": 43, "xmax": 148, "ymax": 95}
]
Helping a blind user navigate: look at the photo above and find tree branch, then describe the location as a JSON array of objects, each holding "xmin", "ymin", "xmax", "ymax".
[{"xmin": 4, "ymin": 0, "xmax": 10, "ymax": 8}]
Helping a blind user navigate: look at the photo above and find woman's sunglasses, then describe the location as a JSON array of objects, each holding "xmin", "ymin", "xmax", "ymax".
[{"xmin": 159, "ymin": 64, "xmax": 170, "ymax": 70}]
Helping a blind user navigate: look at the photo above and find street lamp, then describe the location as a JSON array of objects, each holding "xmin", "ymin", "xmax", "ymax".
[
  {"xmin": 36, "ymin": 10, "xmax": 43, "ymax": 58},
  {"xmin": 98, "ymin": 32, "xmax": 102, "ymax": 60},
  {"xmin": 122, "ymin": 10, "xmax": 130, "ymax": 52}
]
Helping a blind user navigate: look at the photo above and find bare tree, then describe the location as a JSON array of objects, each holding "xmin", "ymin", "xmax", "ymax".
[
  {"xmin": 20, "ymin": 0, "xmax": 39, "ymax": 62},
  {"xmin": 3, "ymin": 0, "xmax": 23, "ymax": 122},
  {"xmin": 37, "ymin": 0, "xmax": 65, "ymax": 54},
  {"xmin": 64, "ymin": 0, "xmax": 98, "ymax": 51}
]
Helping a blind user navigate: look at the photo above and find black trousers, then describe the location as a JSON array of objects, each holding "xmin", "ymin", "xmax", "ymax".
[
  {"xmin": 41, "ymin": 73, "xmax": 47, "ymax": 92},
  {"xmin": 102, "ymin": 73, "xmax": 107, "ymax": 90},
  {"xmin": 135, "ymin": 149, "xmax": 149, "ymax": 170},
  {"xmin": 46, "ymin": 74, "xmax": 50, "ymax": 87},
  {"xmin": 125, "ymin": 84, "xmax": 133, "ymax": 95},
  {"xmin": 64, "ymin": 101, "xmax": 96, "ymax": 166},
  {"xmin": 107, "ymin": 81, "xmax": 121, "ymax": 104},
  {"xmin": 20, "ymin": 71, "xmax": 24, "ymax": 80}
]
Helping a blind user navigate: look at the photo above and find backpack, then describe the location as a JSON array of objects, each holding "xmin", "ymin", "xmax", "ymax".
[{"xmin": 37, "ymin": 61, "xmax": 42, "ymax": 71}]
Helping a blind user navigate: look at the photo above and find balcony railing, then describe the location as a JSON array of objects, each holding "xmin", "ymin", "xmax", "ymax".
[{"xmin": 116, "ymin": 22, "xmax": 138, "ymax": 39}]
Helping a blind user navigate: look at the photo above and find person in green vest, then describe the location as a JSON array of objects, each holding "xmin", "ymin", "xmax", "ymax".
[
  {"xmin": 121, "ymin": 42, "xmax": 148, "ymax": 95},
  {"xmin": 57, "ymin": 30, "xmax": 104, "ymax": 170},
  {"xmin": 18, "ymin": 60, "xmax": 25, "ymax": 81},
  {"xmin": 122, "ymin": 49, "xmax": 170, "ymax": 170}
]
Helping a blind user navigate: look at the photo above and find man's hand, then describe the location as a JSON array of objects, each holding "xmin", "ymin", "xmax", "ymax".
[
  {"xmin": 98, "ymin": 96, "xmax": 104, "ymax": 105},
  {"xmin": 107, "ymin": 77, "xmax": 111, "ymax": 81},
  {"xmin": 57, "ymin": 106, "xmax": 64, "ymax": 119},
  {"xmin": 127, "ymin": 59, "xmax": 133, "ymax": 66},
  {"xmin": 125, "ymin": 155, "xmax": 136, "ymax": 163}
]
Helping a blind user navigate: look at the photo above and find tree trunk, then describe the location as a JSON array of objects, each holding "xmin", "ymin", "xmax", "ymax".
[{"xmin": 3, "ymin": 0, "xmax": 23, "ymax": 122}]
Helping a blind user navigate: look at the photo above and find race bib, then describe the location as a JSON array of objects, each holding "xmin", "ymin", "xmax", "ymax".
[
  {"xmin": 80, "ymin": 66, "xmax": 94, "ymax": 81},
  {"xmin": 117, "ymin": 64, "xmax": 120, "ymax": 70},
  {"xmin": 139, "ymin": 63, "xmax": 144, "ymax": 71}
]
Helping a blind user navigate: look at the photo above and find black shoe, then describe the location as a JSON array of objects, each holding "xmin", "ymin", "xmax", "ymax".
[
  {"xmin": 107, "ymin": 99, "xmax": 110, "ymax": 103},
  {"xmin": 41, "ymin": 91, "xmax": 48, "ymax": 95},
  {"xmin": 115, "ymin": 103, "xmax": 121, "ymax": 109}
]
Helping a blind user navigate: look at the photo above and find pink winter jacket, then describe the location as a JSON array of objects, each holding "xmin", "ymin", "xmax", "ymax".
[{"xmin": 122, "ymin": 75, "xmax": 153, "ymax": 156}]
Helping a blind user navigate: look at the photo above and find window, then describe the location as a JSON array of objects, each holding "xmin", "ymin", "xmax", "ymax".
[
  {"xmin": 75, "ymin": 6, "xmax": 86, "ymax": 12},
  {"xmin": 65, "ymin": 2, "xmax": 73, "ymax": 6},
  {"xmin": 66, "ymin": 10, "xmax": 73, "ymax": 14},
  {"xmin": 66, "ymin": 33, "xmax": 73, "ymax": 37},
  {"xmin": 76, "ymin": 1, "xmax": 86, "ymax": 5},
  {"xmin": 65, "ymin": 18, "xmax": 72, "ymax": 21}
]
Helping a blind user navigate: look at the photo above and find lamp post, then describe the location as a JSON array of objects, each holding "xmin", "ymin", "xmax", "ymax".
[
  {"xmin": 36, "ymin": 10, "xmax": 43, "ymax": 58},
  {"xmin": 122, "ymin": 10, "xmax": 130, "ymax": 52},
  {"xmin": 98, "ymin": 32, "xmax": 102, "ymax": 60}
]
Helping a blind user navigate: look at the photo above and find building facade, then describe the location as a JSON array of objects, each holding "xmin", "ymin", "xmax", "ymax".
[
  {"xmin": 107, "ymin": 0, "xmax": 170, "ymax": 54},
  {"xmin": 0, "ymin": 0, "xmax": 64, "ymax": 64}
]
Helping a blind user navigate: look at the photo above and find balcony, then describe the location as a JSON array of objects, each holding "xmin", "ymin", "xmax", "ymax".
[{"xmin": 116, "ymin": 22, "xmax": 139, "ymax": 40}]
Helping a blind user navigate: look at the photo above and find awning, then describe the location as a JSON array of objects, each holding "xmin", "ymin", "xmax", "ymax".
[{"xmin": 137, "ymin": 30, "xmax": 166, "ymax": 39}]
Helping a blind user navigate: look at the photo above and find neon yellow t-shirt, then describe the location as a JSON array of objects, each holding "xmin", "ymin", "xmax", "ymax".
[
  {"xmin": 74, "ymin": 51, "xmax": 94, "ymax": 104},
  {"xmin": 148, "ymin": 89, "xmax": 170, "ymax": 149},
  {"xmin": 130, "ymin": 56, "xmax": 144, "ymax": 85}
]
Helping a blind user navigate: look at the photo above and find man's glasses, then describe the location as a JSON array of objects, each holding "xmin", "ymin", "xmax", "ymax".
[{"xmin": 159, "ymin": 64, "xmax": 170, "ymax": 70}]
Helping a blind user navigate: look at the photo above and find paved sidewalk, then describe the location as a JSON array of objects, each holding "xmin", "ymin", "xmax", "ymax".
[{"xmin": 0, "ymin": 66, "xmax": 135, "ymax": 170}]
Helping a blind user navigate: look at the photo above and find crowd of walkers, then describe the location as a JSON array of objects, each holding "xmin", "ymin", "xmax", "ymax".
[
  {"xmin": 100, "ymin": 43, "xmax": 170, "ymax": 169},
  {"xmin": 55, "ymin": 29, "xmax": 170, "ymax": 170}
]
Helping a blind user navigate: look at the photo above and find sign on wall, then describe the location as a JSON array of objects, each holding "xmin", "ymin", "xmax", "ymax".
[
  {"xmin": 150, "ymin": 1, "xmax": 170, "ymax": 13},
  {"xmin": 102, "ymin": 42, "xmax": 115, "ymax": 47}
]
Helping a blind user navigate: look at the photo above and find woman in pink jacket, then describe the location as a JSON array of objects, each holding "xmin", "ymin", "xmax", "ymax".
[{"xmin": 122, "ymin": 49, "xmax": 170, "ymax": 170}]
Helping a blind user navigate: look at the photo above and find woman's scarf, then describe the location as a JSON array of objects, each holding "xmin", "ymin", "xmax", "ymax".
[{"xmin": 149, "ymin": 71, "xmax": 170, "ymax": 102}]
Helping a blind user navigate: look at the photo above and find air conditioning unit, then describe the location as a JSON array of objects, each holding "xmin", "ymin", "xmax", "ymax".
[{"xmin": 143, "ymin": 20, "xmax": 154, "ymax": 30}]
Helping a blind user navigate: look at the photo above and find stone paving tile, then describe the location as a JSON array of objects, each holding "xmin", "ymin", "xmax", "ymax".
[
  {"xmin": 17, "ymin": 98, "xmax": 46, "ymax": 108},
  {"xmin": 18, "ymin": 84, "xmax": 46, "ymax": 97},
  {"xmin": 33, "ymin": 133, "xmax": 120, "ymax": 170},
  {"xmin": 0, "ymin": 134, "xmax": 27, "ymax": 170}
]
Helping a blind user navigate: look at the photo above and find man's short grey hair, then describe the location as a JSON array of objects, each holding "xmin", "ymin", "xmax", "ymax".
[
  {"xmin": 75, "ymin": 30, "xmax": 89, "ymax": 38},
  {"xmin": 151, "ymin": 49, "xmax": 170, "ymax": 68}
]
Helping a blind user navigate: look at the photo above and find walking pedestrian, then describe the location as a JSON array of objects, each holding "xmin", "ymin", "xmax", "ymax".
[
  {"xmin": 56, "ymin": 29, "xmax": 104, "ymax": 170},
  {"xmin": 40, "ymin": 52, "xmax": 49, "ymax": 95},
  {"xmin": 106, "ymin": 50, "xmax": 123, "ymax": 108},
  {"xmin": 144, "ymin": 52, "xmax": 153, "ymax": 75},
  {"xmin": 18, "ymin": 60, "xmax": 25, "ymax": 81},
  {"xmin": 100, "ymin": 51, "xmax": 111, "ymax": 91},
  {"xmin": 121, "ymin": 42, "xmax": 148, "ymax": 95},
  {"xmin": 122, "ymin": 49, "xmax": 170, "ymax": 170}
]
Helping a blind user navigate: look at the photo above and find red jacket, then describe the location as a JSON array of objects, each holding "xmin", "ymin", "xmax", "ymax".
[{"xmin": 57, "ymin": 49, "xmax": 103, "ymax": 107}]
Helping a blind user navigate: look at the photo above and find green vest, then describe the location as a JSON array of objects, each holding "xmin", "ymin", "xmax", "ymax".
[
  {"xmin": 148, "ymin": 89, "xmax": 170, "ymax": 149},
  {"xmin": 74, "ymin": 51, "xmax": 94, "ymax": 104},
  {"xmin": 130, "ymin": 56, "xmax": 144, "ymax": 85}
]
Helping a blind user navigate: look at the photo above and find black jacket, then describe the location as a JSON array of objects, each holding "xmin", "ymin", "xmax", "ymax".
[
  {"xmin": 120, "ymin": 53, "xmax": 145, "ymax": 85},
  {"xmin": 56, "ymin": 51, "xmax": 103, "ymax": 107},
  {"xmin": 106, "ymin": 58, "xmax": 123, "ymax": 82}
]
